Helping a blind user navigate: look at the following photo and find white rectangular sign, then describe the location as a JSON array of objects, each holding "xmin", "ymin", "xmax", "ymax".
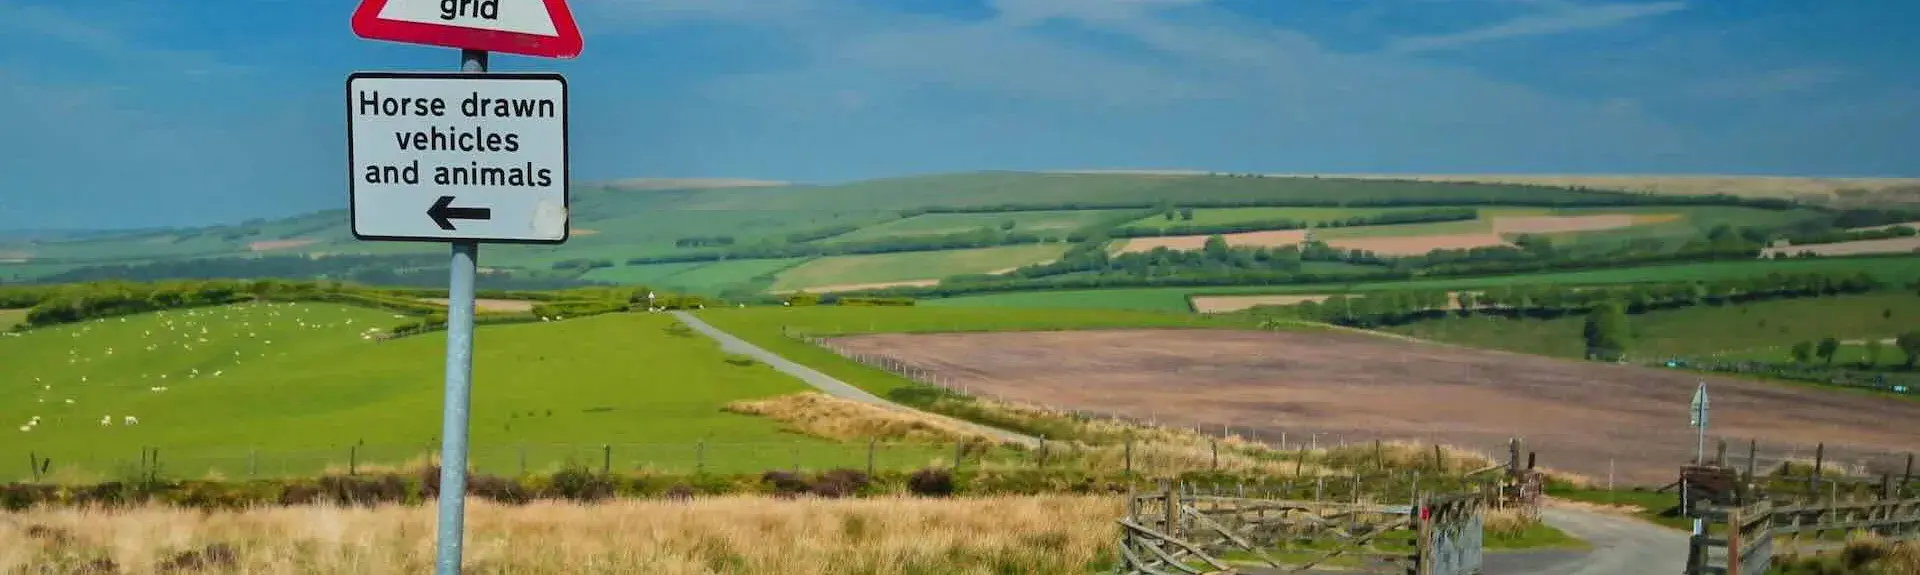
[{"xmin": 348, "ymin": 72, "xmax": 569, "ymax": 243}]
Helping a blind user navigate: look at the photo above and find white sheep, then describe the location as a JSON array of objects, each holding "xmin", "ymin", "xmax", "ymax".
[
  {"xmin": 99, "ymin": 416, "xmax": 112, "ymax": 426},
  {"xmin": 17, "ymin": 425, "xmax": 28, "ymax": 432},
  {"xmin": 123, "ymin": 416, "xmax": 139, "ymax": 425}
]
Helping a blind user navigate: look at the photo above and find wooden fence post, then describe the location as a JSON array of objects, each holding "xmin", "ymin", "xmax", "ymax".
[
  {"xmin": 1432, "ymin": 444, "xmax": 1444, "ymax": 473},
  {"xmin": 1210, "ymin": 439, "xmax": 1218, "ymax": 471},
  {"xmin": 601, "ymin": 444, "xmax": 611, "ymax": 477},
  {"xmin": 1295, "ymin": 446, "xmax": 1307, "ymax": 477},
  {"xmin": 1746, "ymin": 439, "xmax": 1758, "ymax": 483},
  {"xmin": 1163, "ymin": 480, "xmax": 1178, "ymax": 539},
  {"xmin": 349, "ymin": 444, "xmax": 359, "ymax": 476},
  {"xmin": 27, "ymin": 452, "xmax": 38, "ymax": 483},
  {"xmin": 1124, "ymin": 432, "xmax": 1134, "ymax": 477},
  {"xmin": 1374, "ymin": 439, "xmax": 1383, "ymax": 471},
  {"xmin": 1039, "ymin": 435, "xmax": 1049, "ymax": 469},
  {"xmin": 1811, "ymin": 443, "xmax": 1825, "ymax": 492},
  {"xmin": 1903, "ymin": 453, "xmax": 1914, "ymax": 497},
  {"xmin": 866, "ymin": 438, "xmax": 877, "ymax": 476},
  {"xmin": 1715, "ymin": 439, "xmax": 1727, "ymax": 467},
  {"xmin": 1726, "ymin": 505, "xmax": 1744, "ymax": 575}
]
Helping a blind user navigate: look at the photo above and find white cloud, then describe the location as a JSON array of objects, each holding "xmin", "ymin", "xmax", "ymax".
[
  {"xmin": 1385, "ymin": 1, "xmax": 1685, "ymax": 54},
  {"xmin": 0, "ymin": 1, "xmax": 245, "ymax": 75},
  {"xmin": 1687, "ymin": 66, "xmax": 1847, "ymax": 100}
]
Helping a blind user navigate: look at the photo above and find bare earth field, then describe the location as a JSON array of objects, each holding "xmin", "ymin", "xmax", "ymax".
[
  {"xmin": 1324, "ymin": 233, "xmax": 1510, "ymax": 255},
  {"xmin": 826, "ymin": 329, "xmax": 1920, "ymax": 485},
  {"xmin": 1116, "ymin": 230, "xmax": 1308, "ymax": 253},
  {"xmin": 1190, "ymin": 294, "xmax": 1336, "ymax": 313},
  {"xmin": 1847, "ymin": 221, "xmax": 1920, "ymax": 232},
  {"xmin": 1762, "ymin": 236, "xmax": 1920, "ymax": 257},
  {"xmin": 1492, "ymin": 215, "xmax": 1636, "ymax": 234}
]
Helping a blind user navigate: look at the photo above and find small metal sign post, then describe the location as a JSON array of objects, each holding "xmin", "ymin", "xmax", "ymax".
[{"xmin": 349, "ymin": 1, "xmax": 581, "ymax": 574}]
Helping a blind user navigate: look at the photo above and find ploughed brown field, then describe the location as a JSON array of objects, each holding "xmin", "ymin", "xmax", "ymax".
[{"xmin": 825, "ymin": 329, "xmax": 1920, "ymax": 485}]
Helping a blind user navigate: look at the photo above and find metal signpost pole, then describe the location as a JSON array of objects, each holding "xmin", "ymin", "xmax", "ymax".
[{"xmin": 432, "ymin": 47, "xmax": 487, "ymax": 575}]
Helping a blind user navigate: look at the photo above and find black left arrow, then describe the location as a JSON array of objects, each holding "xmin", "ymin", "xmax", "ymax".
[{"xmin": 427, "ymin": 195, "xmax": 492, "ymax": 231}]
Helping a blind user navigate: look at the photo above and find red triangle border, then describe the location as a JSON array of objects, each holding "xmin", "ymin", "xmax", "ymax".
[{"xmin": 351, "ymin": 0, "xmax": 582, "ymax": 59}]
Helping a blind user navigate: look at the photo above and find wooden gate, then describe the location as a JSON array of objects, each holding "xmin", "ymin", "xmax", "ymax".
[{"xmin": 1114, "ymin": 484, "xmax": 1485, "ymax": 575}]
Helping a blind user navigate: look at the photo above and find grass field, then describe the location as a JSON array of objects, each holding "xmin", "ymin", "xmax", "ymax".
[
  {"xmin": 0, "ymin": 303, "xmax": 962, "ymax": 482},
  {"xmin": 579, "ymin": 261, "xmax": 712, "ymax": 284},
  {"xmin": 828, "ymin": 210, "xmax": 1129, "ymax": 243},
  {"xmin": 0, "ymin": 308, "xmax": 24, "ymax": 331},
  {"xmin": 692, "ymin": 306, "xmax": 1255, "ymax": 398},
  {"xmin": 924, "ymin": 256, "xmax": 1920, "ymax": 312},
  {"xmin": 770, "ymin": 245, "xmax": 1069, "ymax": 292},
  {"xmin": 1380, "ymin": 292, "xmax": 1920, "ymax": 360}
]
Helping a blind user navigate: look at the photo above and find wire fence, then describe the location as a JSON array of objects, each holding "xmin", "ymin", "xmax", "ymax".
[{"xmin": 10, "ymin": 440, "xmax": 1009, "ymax": 484}]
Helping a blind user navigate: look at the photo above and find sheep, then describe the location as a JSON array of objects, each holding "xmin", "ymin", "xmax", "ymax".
[
  {"xmin": 99, "ymin": 416, "xmax": 112, "ymax": 426},
  {"xmin": 123, "ymin": 416, "xmax": 139, "ymax": 425},
  {"xmin": 17, "ymin": 425, "xmax": 27, "ymax": 432}
]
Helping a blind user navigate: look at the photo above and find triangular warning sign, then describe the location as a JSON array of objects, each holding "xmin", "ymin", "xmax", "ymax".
[{"xmin": 352, "ymin": 0, "xmax": 583, "ymax": 59}]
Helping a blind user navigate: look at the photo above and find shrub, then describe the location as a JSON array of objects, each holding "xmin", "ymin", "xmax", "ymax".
[
  {"xmin": 908, "ymin": 468, "xmax": 955, "ymax": 497},
  {"xmin": 811, "ymin": 469, "xmax": 871, "ymax": 498},
  {"xmin": 548, "ymin": 462, "xmax": 614, "ymax": 502},
  {"xmin": 761, "ymin": 471, "xmax": 810, "ymax": 498}
]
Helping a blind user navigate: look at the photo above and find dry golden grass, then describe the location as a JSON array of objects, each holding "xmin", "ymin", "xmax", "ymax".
[
  {"xmin": 722, "ymin": 392, "xmax": 1003, "ymax": 444},
  {"xmin": 1778, "ymin": 535, "xmax": 1920, "ymax": 575},
  {"xmin": 0, "ymin": 495, "xmax": 1121, "ymax": 574}
]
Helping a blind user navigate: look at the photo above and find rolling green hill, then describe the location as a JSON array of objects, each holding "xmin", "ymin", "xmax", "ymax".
[
  {"xmin": 0, "ymin": 171, "xmax": 1859, "ymax": 298},
  {"xmin": 0, "ymin": 302, "xmax": 958, "ymax": 481}
]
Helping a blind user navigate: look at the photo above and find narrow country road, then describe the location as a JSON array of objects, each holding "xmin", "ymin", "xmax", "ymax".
[
  {"xmin": 672, "ymin": 312, "xmax": 1686, "ymax": 574},
  {"xmin": 670, "ymin": 311, "xmax": 1039, "ymax": 447}
]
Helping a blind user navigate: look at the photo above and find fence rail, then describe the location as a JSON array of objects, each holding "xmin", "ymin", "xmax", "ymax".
[{"xmin": 1685, "ymin": 468, "xmax": 1920, "ymax": 575}]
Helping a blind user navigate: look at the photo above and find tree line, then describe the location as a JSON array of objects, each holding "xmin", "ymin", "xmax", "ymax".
[
  {"xmin": 1272, "ymin": 271, "xmax": 1884, "ymax": 330},
  {"xmin": 892, "ymin": 192, "xmax": 1802, "ymax": 215},
  {"xmin": 22, "ymin": 253, "xmax": 607, "ymax": 291},
  {"xmin": 673, "ymin": 235, "xmax": 737, "ymax": 248},
  {"xmin": 1783, "ymin": 225, "xmax": 1916, "ymax": 246},
  {"xmin": 1106, "ymin": 208, "xmax": 1479, "ymax": 238},
  {"xmin": 5, "ymin": 279, "xmax": 710, "ymax": 331},
  {"xmin": 627, "ymin": 226, "xmax": 1062, "ymax": 265}
]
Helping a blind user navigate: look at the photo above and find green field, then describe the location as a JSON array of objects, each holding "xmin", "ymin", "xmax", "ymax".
[
  {"xmin": 1380, "ymin": 292, "xmax": 1920, "ymax": 360},
  {"xmin": 925, "ymin": 256, "xmax": 1920, "ymax": 312},
  {"xmin": 0, "ymin": 303, "xmax": 957, "ymax": 481},
  {"xmin": 1714, "ymin": 340, "xmax": 1915, "ymax": 368},
  {"xmin": 580, "ymin": 261, "xmax": 713, "ymax": 284},
  {"xmin": 770, "ymin": 244, "xmax": 1069, "ymax": 292},
  {"xmin": 693, "ymin": 306, "xmax": 1257, "ymax": 398},
  {"xmin": 828, "ymin": 210, "xmax": 1130, "ymax": 243}
]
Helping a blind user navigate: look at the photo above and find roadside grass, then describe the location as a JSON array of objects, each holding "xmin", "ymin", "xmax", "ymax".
[
  {"xmin": 0, "ymin": 495, "xmax": 1123, "ymax": 574},
  {"xmin": 0, "ymin": 308, "xmax": 24, "ymax": 331},
  {"xmin": 1545, "ymin": 486, "xmax": 1690, "ymax": 531}
]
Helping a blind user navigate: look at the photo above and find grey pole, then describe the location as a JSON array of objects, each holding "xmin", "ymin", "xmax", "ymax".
[{"xmin": 432, "ymin": 48, "xmax": 487, "ymax": 575}]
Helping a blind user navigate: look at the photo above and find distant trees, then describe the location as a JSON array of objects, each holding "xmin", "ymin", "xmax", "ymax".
[
  {"xmin": 1179, "ymin": 208, "xmax": 1195, "ymax": 221},
  {"xmin": 1582, "ymin": 301, "xmax": 1631, "ymax": 361},
  {"xmin": 1791, "ymin": 341, "xmax": 1814, "ymax": 364},
  {"xmin": 1270, "ymin": 271, "xmax": 1882, "ymax": 330},
  {"xmin": 674, "ymin": 235, "xmax": 736, "ymax": 248},
  {"xmin": 1816, "ymin": 337, "xmax": 1841, "ymax": 366},
  {"xmin": 1899, "ymin": 332, "xmax": 1920, "ymax": 370}
]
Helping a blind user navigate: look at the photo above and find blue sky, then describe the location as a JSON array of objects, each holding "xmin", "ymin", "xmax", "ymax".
[{"xmin": 1, "ymin": 0, "xmax": 1916, "ymax": 229}]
